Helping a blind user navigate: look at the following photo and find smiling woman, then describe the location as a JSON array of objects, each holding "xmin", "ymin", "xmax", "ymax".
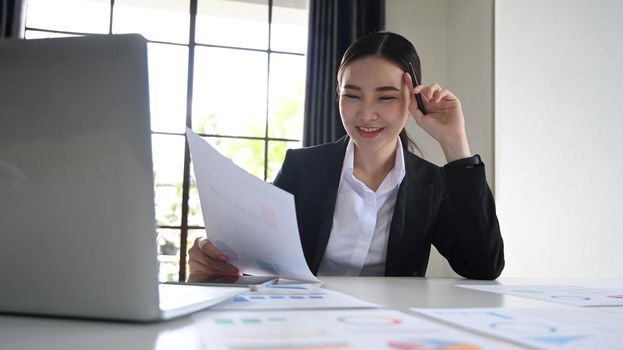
[{"xmin": 189, "ymin": 31, "xmax": 505, "ymax": 281}]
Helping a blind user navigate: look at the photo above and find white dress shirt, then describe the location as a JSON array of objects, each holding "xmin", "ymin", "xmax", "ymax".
[{"xmin": 317, "ymin": 138, "xmax": 406, "ymax": 276}]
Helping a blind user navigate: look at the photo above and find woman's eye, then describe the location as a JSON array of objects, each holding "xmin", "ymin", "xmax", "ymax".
[
  {"xmin": 342, "ymin": 94, "xmax": 359, "ymax": 100},
  {"xmin": 379, "ymin": 96, "xmax": 396, "ymax": 101}
]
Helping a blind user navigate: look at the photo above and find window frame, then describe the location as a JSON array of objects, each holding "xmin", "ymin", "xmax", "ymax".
[{"xmin": 24, "ymin": 0, "xmax": 306, "ymax": 282}]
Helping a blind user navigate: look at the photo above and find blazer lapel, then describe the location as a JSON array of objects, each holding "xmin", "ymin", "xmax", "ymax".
[
  {"xmin": 297, "ymin": 137, "xmax": 348, "ymax": 273},
  {"xmin": 385, "ymin": 153, "xmax": 434, "ymax": 276}
]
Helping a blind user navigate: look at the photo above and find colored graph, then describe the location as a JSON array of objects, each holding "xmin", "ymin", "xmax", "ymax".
[
  {"xmin": 232, "ymin": 294, "xmax": 327, "ymax": 302},
  {"xmin": 490, "ymin": 321, "xmax": 557, "ymax": 334},
  {"xmin": 550, "ymin": 295, "xmax": 591, "ymax": 301},
  {"xmin": 337, "ymin": 315, "xmax": 402, "ymax": 326},
  {"xmin": 388, "ymin": 339, "xmax": 481, "ymax": 350}
]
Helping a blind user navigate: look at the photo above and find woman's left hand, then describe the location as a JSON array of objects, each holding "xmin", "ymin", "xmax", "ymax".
[{"xmin": 403, "ymin": 73, "xmax": 471, "ymax": 162}]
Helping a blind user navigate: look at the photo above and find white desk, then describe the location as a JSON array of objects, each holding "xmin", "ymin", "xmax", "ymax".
[{"xmin": 1, "ymin": 277, "xmax": 620, "ymax": 349}]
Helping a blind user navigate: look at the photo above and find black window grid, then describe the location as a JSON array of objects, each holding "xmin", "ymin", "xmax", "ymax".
[{"xmin": 24, "ymin": 0, "xmax": 305, "ymax": 282}]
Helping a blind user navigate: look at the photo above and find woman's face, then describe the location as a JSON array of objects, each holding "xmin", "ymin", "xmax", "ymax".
[{"xmin": 338, "ymin": 56, "xmax": 410, "ymax": 156}]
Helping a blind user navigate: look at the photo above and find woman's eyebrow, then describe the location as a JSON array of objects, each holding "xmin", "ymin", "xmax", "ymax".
[
  {"xmin": 342, "ymin": 84, "xmax": 361, "ymax": 90},
  {"xmin": 376, "ymin": 86, "xmax": 400, "ymax": 92},
  {"xmin": 342, "ymin": 84, "xmax": 400, "ymax": 92}
]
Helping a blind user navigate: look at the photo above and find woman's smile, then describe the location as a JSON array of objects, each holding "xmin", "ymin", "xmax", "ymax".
[{"xmin": 356, "ymin": 126, "xmax": 385, "ymax": 138}]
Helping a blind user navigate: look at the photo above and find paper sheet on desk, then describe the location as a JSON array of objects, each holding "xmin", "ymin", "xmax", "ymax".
[
  {"xmin": 458, "ymin": 284, "xmax": 623, "ymax": 307},
  {"xmin": 193, "ymin": 309, "xmax": 513, "ymax": 350},
  {"xmin": 210, "ymin": 284, "xmax": 380, "ymax": 310},
  {"xmin": 412, "ymin": 307, "xmax": 623, "ymax": 350},
  {"xmin": 186, "ymin": 129, "xmax": 320, "ymax": 283}
]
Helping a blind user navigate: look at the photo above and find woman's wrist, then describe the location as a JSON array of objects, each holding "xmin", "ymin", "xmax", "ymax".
[{"xmin": 440, "ymin": 134, "xmax": 471, "ymax": 162}]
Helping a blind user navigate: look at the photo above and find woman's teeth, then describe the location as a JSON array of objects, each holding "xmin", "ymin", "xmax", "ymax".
[{"xmin": 358, "ymin": 127, "xmax": 382, "ymax": 132}]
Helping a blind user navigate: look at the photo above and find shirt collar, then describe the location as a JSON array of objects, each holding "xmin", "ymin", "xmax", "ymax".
[{"xmin": 341, "ymin": 138, "xmax": 406, "ymax": 194}]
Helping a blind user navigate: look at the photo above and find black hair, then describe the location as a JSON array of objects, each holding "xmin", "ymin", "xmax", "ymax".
[{"xmin": 337, "ymin": 31, "xmax": 422, "ymax": 155}]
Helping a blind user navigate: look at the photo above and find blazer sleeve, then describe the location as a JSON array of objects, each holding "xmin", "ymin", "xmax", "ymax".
[
  {"xmin": 431, "ymin": 156, "xmax": 505, "ymax": 280},
  {"xmin": 272, "ymin": 149, "xmax": 298, "ymax": 194}
]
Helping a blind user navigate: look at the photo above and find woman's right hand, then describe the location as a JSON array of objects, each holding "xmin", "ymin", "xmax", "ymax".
[{"xmin": 187, "ymin": 237, "xmax": 240, "ymax": 282}]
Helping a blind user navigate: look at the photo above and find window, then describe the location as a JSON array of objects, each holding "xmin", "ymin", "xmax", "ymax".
[{"xmin": 24, "ymin": 0, "xmax": 308, "ymax": 282}]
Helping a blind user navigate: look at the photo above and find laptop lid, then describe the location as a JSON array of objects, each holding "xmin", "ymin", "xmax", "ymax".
[{"xmin": 0, "ymin": 34, "xmax": 164, "ymax": 320}]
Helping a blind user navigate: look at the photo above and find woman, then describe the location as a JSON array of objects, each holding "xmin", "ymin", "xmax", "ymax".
[{"xmin": 188, "ymin": 31, "xmax": 504, "ymax": 280}]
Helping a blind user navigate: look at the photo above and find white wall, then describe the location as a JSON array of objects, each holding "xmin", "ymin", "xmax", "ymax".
[
  {"xmin": 496, "ymin": 0, "xmax": 623, "ymax": 278},
  {"xmin": 386, "ymin": 0, "xmax": 449, "ymax": 166},
  {"xmin": 386, "ymin": 0, "xmax": 494, "ymax": 277}
]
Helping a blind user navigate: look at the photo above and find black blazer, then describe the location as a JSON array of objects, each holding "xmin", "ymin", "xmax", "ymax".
[{"xmin": 273, "ymin": 136, "xmax": 504, "ymax": 280}]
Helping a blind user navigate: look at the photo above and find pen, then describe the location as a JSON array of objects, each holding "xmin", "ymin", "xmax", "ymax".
[{"xmin": 408, "ymin": 62, "xmax": 427, "ymax": 115}]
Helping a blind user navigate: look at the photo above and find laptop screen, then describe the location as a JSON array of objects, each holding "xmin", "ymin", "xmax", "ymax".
[{"xmin": 0, "ymin": 34, "xmax": 162, "ymax": 319}]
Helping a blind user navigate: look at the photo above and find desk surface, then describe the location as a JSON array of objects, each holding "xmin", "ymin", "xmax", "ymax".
[{"xmin": 2, "ymin": 277, "xmax": 621, "ymax": 350}]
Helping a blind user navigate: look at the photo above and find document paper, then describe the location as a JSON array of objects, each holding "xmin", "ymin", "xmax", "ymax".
[
  {"xmin": 413, "ymin": 307, "xmax": 623, "ymax": 350},
  {"xmin": 193, "ymin": 309, "xmax": 516, "ymax": 350},
  {"xmin": 210, "ymin": 284, "xmax": 380, "ymax": 310},
  {"xmin": 186, "ymin": 129, "xmax": 319, "ymax": 283},
  {"xmin": 458, "ymin": 284, "xmax": 623, "ymax": 306}
]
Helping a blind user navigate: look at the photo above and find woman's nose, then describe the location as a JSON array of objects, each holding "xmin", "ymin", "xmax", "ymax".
[{"xmin": 357, "ymin": 101, "xmax": 379, "ymax": 121}]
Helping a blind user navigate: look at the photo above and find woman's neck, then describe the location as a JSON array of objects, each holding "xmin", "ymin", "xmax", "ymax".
[{"xmin": 352, "ymin": 141, "xmax": 397, "ymax": 192}]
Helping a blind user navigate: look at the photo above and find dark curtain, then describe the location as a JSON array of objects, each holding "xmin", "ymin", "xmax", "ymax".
[
  {"xmin": 303, "ymin": 0, "xmax": 385, "ymax": 147},
  {"xmin": 0, "ymin": 0, "xmax": 26, "ymax": 39}
]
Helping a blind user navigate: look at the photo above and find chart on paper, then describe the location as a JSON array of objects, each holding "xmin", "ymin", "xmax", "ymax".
[
  {"xmin": 458, "ymin": 284, "xmax": 623, "ymax": 306},
  {"xmin": 193, "ymin": 309, "xmax": 518, "ymax": 349},
  {"xmin": 413, "ymin": 307, "xmax": 623, "ymax": 350},
  {"xmin": 210, "ymin": 285, "xmax": 379, "ymax": 310}
]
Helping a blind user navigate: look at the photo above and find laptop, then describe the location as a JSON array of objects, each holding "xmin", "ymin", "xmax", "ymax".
[{"xmin": 0, "ymin": 34, "xmax": 246, "ymax": 321}]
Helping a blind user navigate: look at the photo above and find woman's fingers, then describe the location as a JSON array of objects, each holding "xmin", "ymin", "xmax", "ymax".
[
  {"xmin": 432, "ymin": 89, "xmax": 449, "ymax": 103},
  {"xmin": 417, "ymin": 83, "xmax": 441, "ymax": 100},
  {"xmin": 195, "ymin": 237, "xmax": 227, "ymax": 261},
  {"xmin": 188, "ymin": 238, "xmax": 240, "ymax": 281},
  {"xmin": 403, "ymin": 71, "xmax": 413, "ymax": 88},
  {"xmin": 188, "ymin": 254, "xmax": 239, "ymax": 276},
  {"xmin": 189, "ymin": 245, "xmax": 235, "ymax": 271},
  {"xmin": 411, "ymin": 84, "xmax": 459, "ymax": 105},
  {"xmin": 189, "ymin": 255, "xmax": 239, "ymax": 275}
]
